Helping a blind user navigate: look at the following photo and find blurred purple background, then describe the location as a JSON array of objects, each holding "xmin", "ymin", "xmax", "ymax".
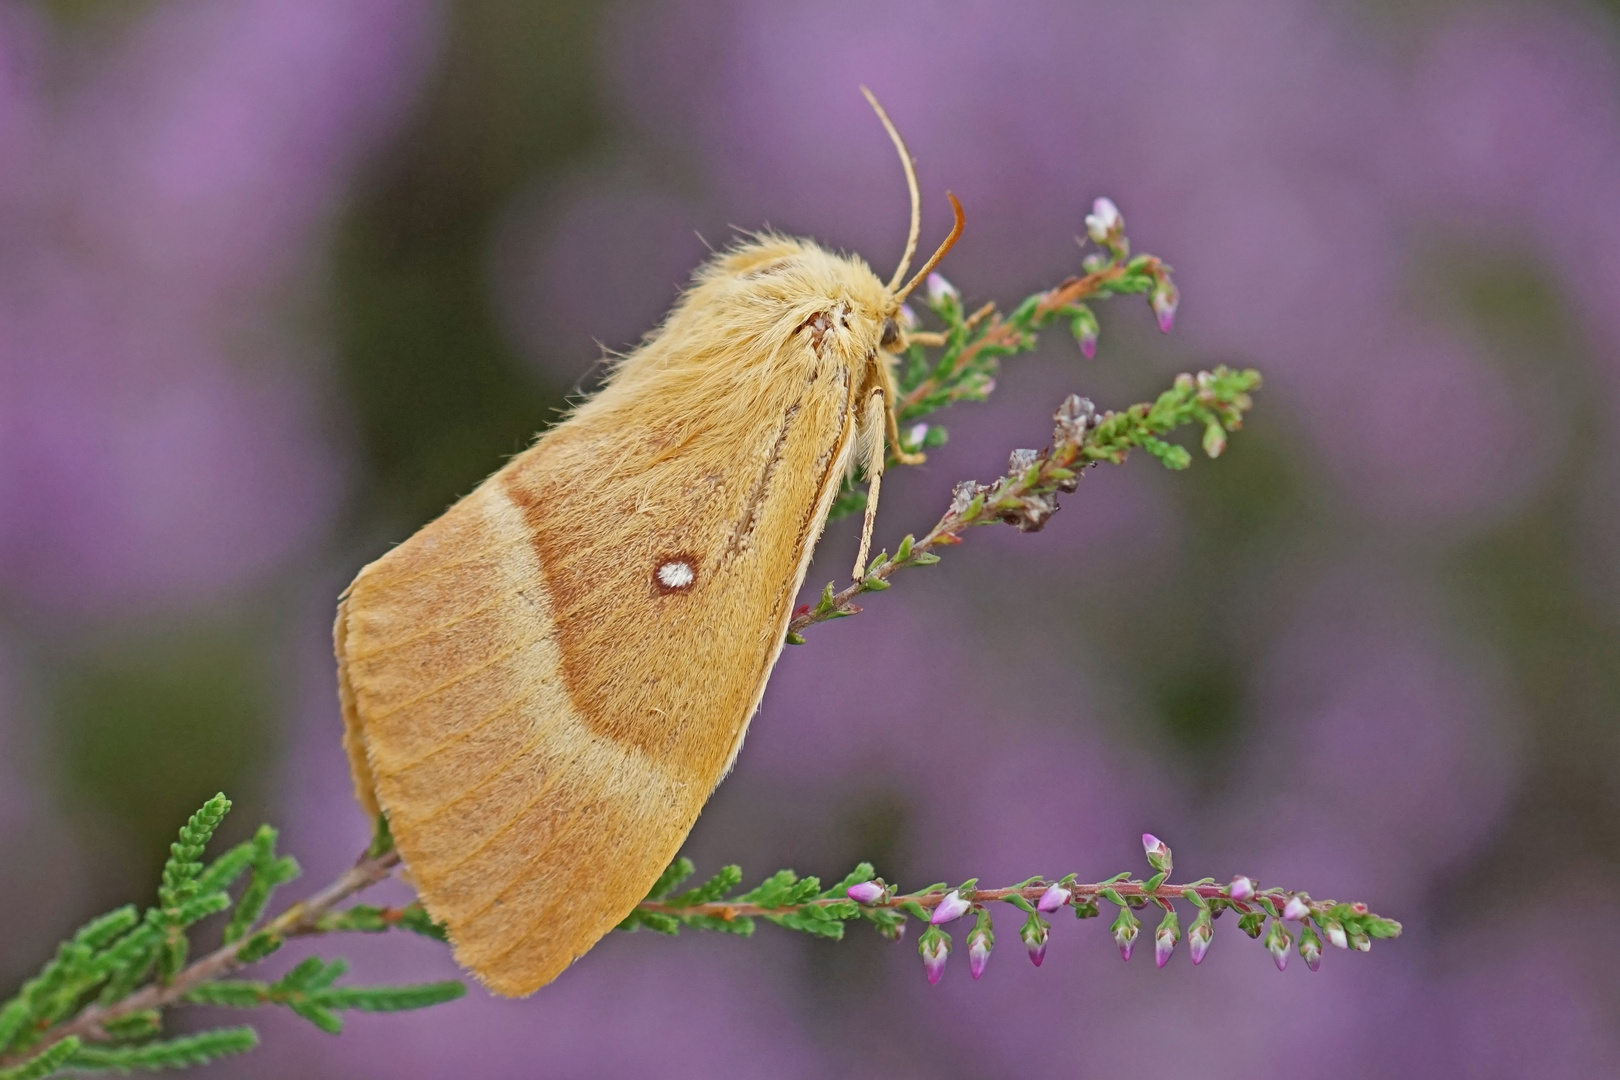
[{"xmin": 3, "ymin": 0, "xmax": 1619, "ymax": 1075}]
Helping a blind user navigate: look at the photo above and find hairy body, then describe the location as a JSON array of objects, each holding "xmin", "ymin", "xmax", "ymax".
[{"xmin": 335, "ymin": 237, "xmax": 899, "ymax": 996}]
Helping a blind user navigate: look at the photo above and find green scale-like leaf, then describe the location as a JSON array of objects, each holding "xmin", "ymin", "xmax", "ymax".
[{"xmin": 64, "ymin": 1028, "xmax": 258, "ymax": 1073}]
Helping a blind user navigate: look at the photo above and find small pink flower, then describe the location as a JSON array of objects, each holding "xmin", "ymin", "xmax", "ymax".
[
  {"xmin": 968, "ymin": 933, "xmax": 992, "ymax": 981},
  {"xmin": 1036, "ymin": 884, "xmax": 1071, "ymax": 913},
  {"xmin": 1325, "ymin": 920, "xmax": 1349, "ymax": 950},
  {"xmin": 1115, "ymin": 920, "xmax": 1139, "ymax": 962},
  {"xmin": 1300, "ymin": 932, "xmax": 1322, "ymax": 973},
  {"xmin": 921, "ymin": 934, "xmax": 948, "ymax": 985},
  {"xmin": 846, "ymin": 881, "xmax": 884, "ymax": 905},
  {"xmin": 1189, "ymin": 920, "xmax": 1213, "ymax": 965},
  {"xmin": 1265, "ymin": 923, "xmax": 1292, "ymax": 972},
  {"xmin": 1282, "ymin": 896, "xmax": 1311, "ymax": 922},
  {"xmin": 1142, "ymin": 834, "xmax": 1173, "ymax": 875},
  {"xmin": 1228, "ymin": 876, "xmax": 1255, "ymax": 902},
  {"xmin": 925, "ymin": 272, "xmax": 958, "ymax": 306},
  {"xmin": 1020, "ymin": 917, "xmax": 1049, "ymax": 967},
  {"xmin": 1078, "ymin": 326, "xmax": 1098, "ymax": 359},
  {"xmin": 1151, "ymin": 282, "xmax": 1179, "ymax": 334},
  {"xmin": 1085, "ymin": 197, "xmax": 1123, "ymax": 243},
  {"xmin": 1155, "ymin": 931, "xmax": 1177, "ymax": 967},
  {"xmin": 930, "ymin": 891, "xmax": 971, "ymax": 925}
]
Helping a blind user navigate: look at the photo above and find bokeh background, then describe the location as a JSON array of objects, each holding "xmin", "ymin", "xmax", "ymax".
[{"xmin": 3, "ymin": 0, "xmax": 1619, "ymax": 1075}]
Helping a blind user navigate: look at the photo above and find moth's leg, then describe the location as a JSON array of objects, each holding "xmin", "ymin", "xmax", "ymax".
[
  {"xmin": 853, "ymin": 388, "xmax": 888, "ymax": 582},
  {"xmin": 881, "ymin": 354, "xmax": 927, "ymax": 466}
]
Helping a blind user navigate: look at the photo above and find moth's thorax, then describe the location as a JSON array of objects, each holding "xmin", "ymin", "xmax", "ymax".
[{"xmin": 570, "ymin": 235, "xmax": 893, "ymax": 425}]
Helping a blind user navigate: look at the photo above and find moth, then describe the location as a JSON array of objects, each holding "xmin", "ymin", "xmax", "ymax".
[{"xmin": 335, "ymin": 90, "xmax": 961, "ymax": 996}]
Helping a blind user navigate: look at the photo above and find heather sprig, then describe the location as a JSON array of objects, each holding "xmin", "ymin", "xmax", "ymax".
[
  {"xmin": 825, "ymin": 194, "xmax": 1190, "ymax": 524},
  {"xmin": 617, "ymin": 834, "xmax": 1401, "ymax": 984},
  {"xmin": 800, "ymin": 198, "xmax": 1256, "ymax": 640},
  {"xmin": 0, "ymin": 797, "xmax": 456, "ymax": 1077}
]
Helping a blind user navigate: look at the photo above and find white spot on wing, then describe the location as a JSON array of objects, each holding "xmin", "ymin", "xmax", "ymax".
[{"xmin": 657, "ymin": 560, "xmax": 695, "ymax": 590}]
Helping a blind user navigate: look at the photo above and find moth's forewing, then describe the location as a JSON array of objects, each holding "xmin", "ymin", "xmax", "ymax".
[{"xmin": 336, "ymin": 240, "xmax": 884, "ymax": 996}]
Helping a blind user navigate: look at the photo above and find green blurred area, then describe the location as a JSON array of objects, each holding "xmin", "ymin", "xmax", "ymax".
[
  {"xmin": 1435, "ymin": 251, "xmax": 1620, "ymax": 880},
  {"xmin": 334, "ymin": 0, "xmax": 600, "ymax": 527},
  {"xmin": 49, "ymin": 621, "xmax": 276, "ymax": 895}
]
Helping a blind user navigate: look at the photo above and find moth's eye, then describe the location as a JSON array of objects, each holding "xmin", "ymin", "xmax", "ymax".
[{"xmin": 879, "ymin": 317, "xmax": 900, "ymax": 349}]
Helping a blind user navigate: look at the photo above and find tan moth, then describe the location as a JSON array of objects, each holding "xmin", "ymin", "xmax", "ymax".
[{"xmin": 334, "ymin": 89, "xmax": 961, "ymax": 996}]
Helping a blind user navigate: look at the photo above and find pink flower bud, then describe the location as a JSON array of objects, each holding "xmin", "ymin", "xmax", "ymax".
[
  {"xmin": 1085, "ymin": 197, "xmax": 1123, "ymax": 243},
  {"xmin": 1142, "ymin": 834, "xmax": 1173, "ymax": 876},
  {"xmin": 1264, "ymin": 922, "xmax": 1293, "ymax": 972},
  {"xmin": 968, "ymin": 931, "xmax": 992, "ymax": 981},
  {"xmin": 1078, "ymin": 326, "xmax": 1098, "ymax": 359},
  {"xmin": 1112, "ymin": 908, "xmax": 1140, "ymax": 962},
  {"xmin": 1019, "ymin": 916, "xmax": 1049, "ymax": 967},
  {"xmin": 846, "ymin": 881, "xmax": 884, "ymax": 905},
  {"xmin": 897, "ymin": 303, "xmax": 919, "ymax": 329},
  {"xmin": 930, "ymin": 890, "xmax": 971, "ymax": 925},
  {"xmin": 1155, "ymin": 919, "xmax": 1180, "ymax": 968},
  {"xmin": 1155, "ymin": 937, "xmax": 1174, "ymax": 967},
  {"xmin": 1151, "ymin": 281, "xmax": 1179, "ymax": 334},
  {"xmin": 1299, "ymin": 928, "xmax": 1322, "ymax": 972},
  {"xmin": 1036, "ymin": 884, "xmax": 1071, "ymax": 913},
  {"xmin": 925, "ymin": 272, "xmax": 958, "ymax": 306},
  {"xmin": 1228, "ymin": 876, "xmax": 1256, "ymax": 902},
  {"xmin": 1189, "ymin": 915, "xmax": 1213, "ymax": 965},
  {"xmin": 1282, "ymin": 896, "xmax": 1311, "ymax": 922},
  {"xmin": 920, "ymin": 934, "xmax": 948, "ymax": 985}
]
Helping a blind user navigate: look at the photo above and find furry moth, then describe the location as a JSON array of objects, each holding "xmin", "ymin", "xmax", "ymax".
[{"xmin": 334, "ymin": 90, "xmax": 961, "ymax": 997}]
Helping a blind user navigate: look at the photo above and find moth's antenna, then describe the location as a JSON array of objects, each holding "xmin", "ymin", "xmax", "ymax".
[
  {"xmin": 892, "ymin": 191, "xmax": 965, "ymax": 304},
  {"xmin": 860, "ymin": 86, "xmax": 921, "ymax": 293}
]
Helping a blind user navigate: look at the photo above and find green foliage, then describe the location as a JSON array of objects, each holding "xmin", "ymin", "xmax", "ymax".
[
  {"xmin": 0, "ymin": 1036, "xmax": 80, "ymax": 1080},
  {"xmin": 156, "ymin": 793, "xmax": 232, "ymax": 979},
  {"xmin": 192, "ymin": 841, "xmax": 256, "ymax": 897},
  {"xmin": 222, "ymin": 826, "xmax": 299, "ymax": 945},
  {"xmin": 315, "ymin": 902, "xmax": 448, "ymax": 943},
  {"xmin": 668, "ymin": 865, "xmax": 743, "ymax": 907},
  {"xmin": 645, "ymin": 857, "xmax": 696, "ymax": 900},
  {"xmin": 0, "ymin": 794, "xmax": 464, "ymax": 1078},
  {"xmin": 1081, "ymin": 368, "xmax": 1258, "ymax": 469},
  {"xmin": 185, "ymin": 960, "xmax": 464, "ymax": 1037},
  {"xmin": 1315, "ymin": 904, "xmax": 1403, "ymax": 943},
  {"xmin": 64, "ymin": 1028, "xmax": 258, "ymax": 1073}
]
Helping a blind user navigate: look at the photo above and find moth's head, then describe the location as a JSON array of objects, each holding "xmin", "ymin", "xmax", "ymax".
[{"xmin": 706, "ymin": 236, "xmax": 895, "ymax": 364}]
